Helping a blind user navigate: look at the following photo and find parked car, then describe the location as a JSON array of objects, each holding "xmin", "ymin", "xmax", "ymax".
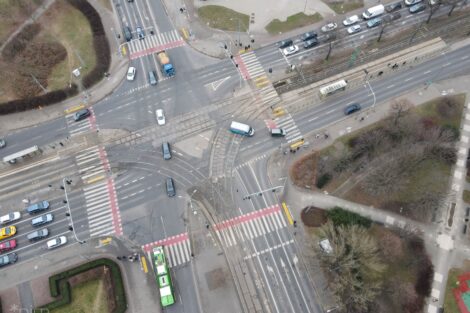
[
  {"xmin": 384, "ymin": 12, "xmax": 402, "ymax": 22},
  {"xmin": 343, "ymin": 15, "xmax": 360, "ymax": 26},
  {"xmin": 321, "ymin": 22, "xmax": 338, "ymax": 32},
  {"xmin": 156, "ymin": 109, "xmax": 166, "ymax": 126},
  {"xmin": 347, "ymin": 24, "xmax": 362, "ymax": 34},
  {"xmin": 0, "ymin": 212, "xmax": 20, "ymax": 224},
  {"xmin": 344, "ymin": 103, "xmax": 361, "ymax": 115},
  {"xmin": 303, "ymin": 38, "xmax": 319, "ymax": 49},
  {"xmin": 282, "ymin": 45, "xmax": 299, "ymax": 56},
  {"xmin": 367, "ymin": 17, "xmax": 382, "ymax": 28},
  {"xmin": 126, "ymin": 67, "xmax": 136, "ymax": 81},
  {"xmin": 47, "ymin": 236, "xmax": 67, "ymax": 249},
  {"xmin": 385, "ymin": 2, "xmax": 402, "ymax": 12},
  {"xmin": 31, "ymin": 213, "xmax": 53, "ymax": 227},
  {"xmin": 26, "ymin": 200, "xmax": 50, "ymax": 214},
  {"xmin": 0, "ymin": 253, "xmax": 17, "ymax": 267},
  {"xmin": 73, "ymin": 109, "xmax": 91, "ymax": 122},
  {"xmin": 300, "ymin": 31, "xmax": 317, "ymax": 41},
  {"xmin": 409, "ymin": 3, "xmax": 426, "ymax": 13},
  {"xmin": 0, "ymin": 240, "xmax": 17, "ymax": 253},
  {"xmin": 0, "ymin": 226, "xmax": 16, "ymax": 240},
  {"xmin": 278, "ymin": 39, "xmax": 293, "ymax": 49},
  {"xmin": 136, "ymin": 26, "xmax": 144, "ymax": 39},
  {"xmin": 405, "ymin": 0, "xmax": 422, "ymax": 6},
  {"xmin": 0, "ymin": 138, "xmax": 5, "ymax": 148}
]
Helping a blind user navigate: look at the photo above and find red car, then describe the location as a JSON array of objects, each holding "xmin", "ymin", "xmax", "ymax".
[{"xmin": 0, "ymin": 239, "xmax": 17, "ymax": 253}]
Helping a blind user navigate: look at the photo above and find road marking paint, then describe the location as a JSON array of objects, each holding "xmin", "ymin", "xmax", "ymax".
[
  {"xmin": 442, "ymin": 62, "xmax": 451, "ymax": 67},
  {"xmin": 0, "ymin": 155, "xmax": 60, "ymax": 179},
  {"xmin": 282, "ymin": 202, "xmax": 294, "ymax": 225},
  {"xmin": 423, "ymin": 70, "xmax": 431, "ymax": 74},
  {"xmin": 65, "ymin": 104, "xmax": 85, "ymax": 114},
  {"xmin": 308, "ymin": 116, "xmax": 318, "ymax": 122},
  {"xmin": 404, "ymin": 77, "xmax": 413, "ymax": 82},
  {"xmin": 141, "ymin": 256, "xmax": 148, "ymax": 273},
  {"xmin": 386, "ymin": 84, "xmax": 395, "ymax": 89},
  {"xmin": 86, "ymin": 175, "xmax": 106, "ymax": 184}
]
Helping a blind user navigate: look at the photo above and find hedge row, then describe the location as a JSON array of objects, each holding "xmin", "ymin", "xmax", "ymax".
[
  {"xmin": 0, "ymin": 0, "xmax": 110, "ymax": 114},
  {"xmin": 67, "ymin": 0, "xmax": 111, "ymax": 89},
  {"xmin": 36, "ymin": 258, "xmax": 127, "ymax": 313}
]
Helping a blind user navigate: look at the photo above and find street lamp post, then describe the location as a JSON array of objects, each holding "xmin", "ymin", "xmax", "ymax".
[{"xmin": 62, "ymin": 177, "xmax": 86, "ymax": 244}]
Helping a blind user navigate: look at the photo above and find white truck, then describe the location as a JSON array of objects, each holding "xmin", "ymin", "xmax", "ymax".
[{"xmin": 362, "ymin": 4, "xmax": 385, "ymax": 19}]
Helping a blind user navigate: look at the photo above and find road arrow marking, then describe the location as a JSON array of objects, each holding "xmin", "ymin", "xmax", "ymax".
[{"xmin": 209, "ymin": 76, "xmax": 231, "ymax": 91}]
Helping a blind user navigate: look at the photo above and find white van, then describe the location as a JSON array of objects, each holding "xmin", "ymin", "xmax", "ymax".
[
  {"xmin": 362, "ymin": 4, "xmax": 385, "ymax": 19},
  {"xmin": 230, "ymin": 121, "xmax": 255, "ymax": 137}
]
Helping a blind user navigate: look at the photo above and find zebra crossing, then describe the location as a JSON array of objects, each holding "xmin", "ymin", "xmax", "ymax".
[
  {"xmin": 128, "ymin": 30, "xmax": 185, "ymax": 60},
  {"xmin": 75, "ymin": 146, "xmax": 108, "ymax": 183},
  {"xmin": 143, "ymin": 233, "xmax": 192, "ymax": 268},
  {"xmin": 65, "ymin": 108, "xmax": 96, "ymax": 137},
  {"xmin": 271, "ymin": 113, "xmax": 304, "ymax": 144},
  {"xmin": 215, "ymin": 205, "xmax": 287, "ymax": 247},
  {"xmin": 83, "ymin": 180, "xmax": 121, "ymax": 237},
  {"xmin": 75, "ymin": 147, "xmax": 122, "ymax": 237},
  {"xmin": 235, "ymin": 51, "xmax": 265, "ymax": 81}
]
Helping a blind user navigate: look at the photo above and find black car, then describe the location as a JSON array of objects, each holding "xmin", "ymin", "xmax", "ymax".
[
  {"xmin": 0, "ymin": 253, "xmax": 17, "ymax": 267},
  {"xmin": 300, "ymin": 31, "xmax": 317, "ymax": 41},
  {"xmin": 74, "ymin": 109, "xmax": 91, "ymax": 122},
  {"xmin": 384, "ymin": 12, "xmax": 401, "ymax": 22},
  {"xmin": 303, "ymin": 38, "xmax": 319, "ymax": 49},
  {"xmin": 409, "ymin": 3, "xmax": 426, "ymax": 13},
  {"xmin": 278, "ymin": 39, "xmax": 293, "ymax": 49},
  {"xmin": 344, "ymin": 103, "xmax": 361, "ymax": 115},
  {"xmin": 385, "ymin": 2, "xmax": 402, "ymax": 12}
]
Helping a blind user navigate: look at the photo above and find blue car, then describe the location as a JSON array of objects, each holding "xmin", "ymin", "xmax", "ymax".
[{"xmin": 367, "ymin": 18, "xmax": 382, "ymax": 28}]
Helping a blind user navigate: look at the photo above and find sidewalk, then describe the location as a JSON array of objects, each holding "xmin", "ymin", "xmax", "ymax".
[{"xmin": 0, "ymin": 0, "xmax": 128, "ymax": 135}]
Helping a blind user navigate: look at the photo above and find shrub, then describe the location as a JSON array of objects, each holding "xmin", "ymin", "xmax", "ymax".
[
  {"xmin": 414, "ymin": 256, "xmax": 434, "ymax": 297},
  {"xmin": 326, "ymin": 206, "xmax": 372, "ymax": 228},
  {"xmin": 316, "ymin": 173, "xmax": 331, "ymax": 189}
]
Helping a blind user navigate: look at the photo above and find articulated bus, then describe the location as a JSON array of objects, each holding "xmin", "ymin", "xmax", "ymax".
[
  {"xmin": 319, "ymin": 79, "xmax": 348, "ymax": 97},
  {"xmin": 2, "ymin": 145, "xmax": 41, "ymax": 164},
  {"xmin": 152, "ymin": 246, "xmax": 175, "ymax": 307}
]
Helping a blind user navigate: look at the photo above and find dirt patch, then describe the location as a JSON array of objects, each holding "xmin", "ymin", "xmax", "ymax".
[
  {"xmin": 0, "ymin": 0, "xmax": 44, "ymax": 45},
  {"xmin": 290, "ymin": 152, "xmax": 318, "ymax": 190},
  {"xmin": 30, "ymin": 275, "xmax": 56, "ymax": 308},
  {"xmin": 301, "ymin": 206, "xmax": 327, "ymax": 227},
  {"xmin": 205, "ymin": 268, "xmax": 226, "ymax": 291}
]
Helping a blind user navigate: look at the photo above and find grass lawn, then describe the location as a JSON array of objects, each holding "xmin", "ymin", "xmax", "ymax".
[
  {"xmin": 417, "ymin": 94, "xmax": 466, "ymax": 129},
  {"xmin": 198, "ymin": 5, "xmax": 249, "ymax": 32},
  {"xmin": 265, "ymin": 12, "xmax": 323, "ymax": 35},
  {"xmin": 39, "ymin": 0, "xmax": 95, "ymax": 91},
  {"xmin": 327, "ymin": 1, "xmax": 363, "ymax": 14},
  {"xmin": 51, "ymin": 279, "xmax": 108, "ymax": 313},
  {"xmin": 444, "ymin": 268, "xmax": 464, "ymax": 313}
]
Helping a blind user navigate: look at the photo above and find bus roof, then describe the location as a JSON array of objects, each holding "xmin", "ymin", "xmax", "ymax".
[
  {"xmin": 319, "ymin": 79, "xmax": 347, "ymax": 96},
  {"xmin": 2, "ymin": 145, "xmax": 39, "ymax": 163}
]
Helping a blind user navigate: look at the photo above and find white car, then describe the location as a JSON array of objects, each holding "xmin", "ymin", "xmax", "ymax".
[
  {"xmin": 0, "ymin": 138, "xmax": 5, "ymax": 148},
  {"xmin": 282, "ymin": 45, "xmax": 299, "ymax": 56},
  {"xmin": 0, "ymin": 212, "xmax": 21, "ymax": 225},
  {"xmin": 47, "ymin": 236, "xmax": 67, "ymax": 249},
  {"xmin": 156, "ymin": 109, "xmax": 166, "ymax": 126},
  {"xmin": 321, "ymin": 22, "xmax": 338, "ymax": 32},
  {"xmin": 343, "ymin": 15, "xmax": 360, "ymax": 26},
  {"xmin": 347, "ymin": 24, "xmax": 362, "ymax": 34},
  {"xmin": 126, "ymin": 67, "xmax": 136, "ymax": 81}
]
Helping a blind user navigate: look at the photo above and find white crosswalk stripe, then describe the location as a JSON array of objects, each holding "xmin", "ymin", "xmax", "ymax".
[
  {"xmin": 274, "ymin": 113, "xmax": 304, "ymax": 143},
  {"xmin": 216, "ymin": 210, "xmax": 287, "ymax": 247},
  {"xmin": 128, "ymin": 30, "xmax": 183, "ymax": 59},
  {"xmin": 161, "ymin": 239, "xmax": 191, "ymax": 268},
  {"xmin": 65, "ymin": 114, "xmax": 92, "ymax": 137},
  {"xmin": 83, "ymin": 181, "xmax": 115, "ymax": 237}
]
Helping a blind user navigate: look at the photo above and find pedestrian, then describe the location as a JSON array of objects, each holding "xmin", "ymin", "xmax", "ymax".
[{"xmin": 117, "ymin": 256, "xmax": 121, "ymax": 260}]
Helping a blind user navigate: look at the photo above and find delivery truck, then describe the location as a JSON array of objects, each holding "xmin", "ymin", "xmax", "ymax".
[{"xmin": 156, "ymin": 51, "xmax": 175, "ymax": 77}]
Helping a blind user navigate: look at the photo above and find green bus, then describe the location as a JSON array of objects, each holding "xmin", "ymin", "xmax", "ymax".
[{"xmin": 152, "ymin": 246, "xmax": 175, "ymax": 307}]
